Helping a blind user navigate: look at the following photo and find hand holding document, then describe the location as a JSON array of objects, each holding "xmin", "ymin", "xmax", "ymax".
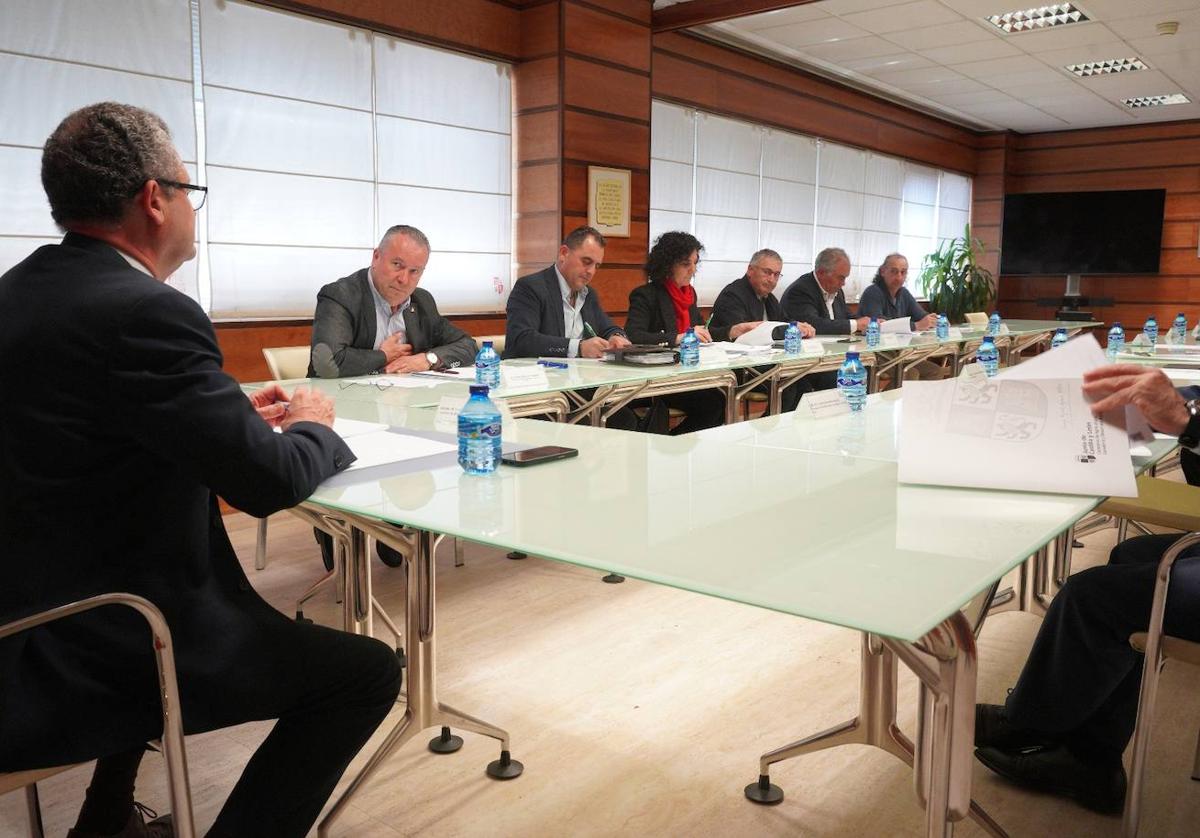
[
  {"xmin": 735, "ymin": 321, "xmax": 789, "ymax": 346},
  {"xmin": 898, "ymin": 334, "xmax": 1138, "ymax": 497},
  {"xmin": 880, "ymin": 317, "xmax": 913, "ymax": 335}
]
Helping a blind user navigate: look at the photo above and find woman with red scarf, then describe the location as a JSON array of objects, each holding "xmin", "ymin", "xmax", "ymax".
[{"xmin": 624, "ymin": 231, "xmax": 727, "ymax": 435}]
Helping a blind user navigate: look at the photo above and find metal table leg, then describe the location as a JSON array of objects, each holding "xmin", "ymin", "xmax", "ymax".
[
  {"xmin": 746, "ymin": 615, "xmax": 1006, "ymax": 838},
  {"xmin": 318, "ymin": 524, "xmax": 521, "ymax": 838}
]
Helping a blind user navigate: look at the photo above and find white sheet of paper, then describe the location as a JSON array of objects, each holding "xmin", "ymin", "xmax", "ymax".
[
  {"xmin": 881, "ymin": 333, "xmax": 913, "ymax": 347},
  {"xmin": 735, "ymin": 321, "xmax": 789, "ymax": 346},
  {"xmin": 698, "ymin": 344, "xmax": 730, "ymax": 364},
  {"xmin": 881, "ymin": 317, "xmax": 912, "ymax": 335},
  {"xmin": 802, "ymin": 389, "xmax": 851, "ymax": 418},
  {"xmin": 1159, "ymin": 367, "xmax": 1200, "ymax": 383},
  {"xmin": 275, "ymin": 417, "xmax": 388, "ymax": 437},
  {"xmin": 948, "ymin": 327, "xmax": 964, "ymax": 340},
  {"xmin": 706, "ymin": 340, "xmax": 773, "ymax": 354},
  {"xmin": 898, "ymin": 376, "xmax": 1136, "ymax": 497},
  {"xmin": 800, "ymin": 338, "xmax": 825, "ymax": 354},
  {"xmin": 344, "ymin": 430, "xmax": 455, "ymax": 472},
  {"xmin": 500, "ymin": 365, "xmax": 549, "ymax": 390}
]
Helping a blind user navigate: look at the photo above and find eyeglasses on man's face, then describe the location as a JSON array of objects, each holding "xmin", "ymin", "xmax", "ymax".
[{"xmin": 157, "ymin": 179, "xmax": 208, "ymax": 211}]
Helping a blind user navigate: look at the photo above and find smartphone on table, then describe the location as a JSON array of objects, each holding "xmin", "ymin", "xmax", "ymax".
[{"xmin": 501, "ymin": 446, "xmax": 578, "ymax": 467}]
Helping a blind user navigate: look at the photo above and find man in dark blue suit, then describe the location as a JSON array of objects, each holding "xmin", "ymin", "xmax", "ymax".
[
  {"xmin": 975, "ymin": 365, "xmax": 1200, "ymax": 815},
  {"xmin": 0, "ymin": 103, "xmax": 401, "ymax": 838}
]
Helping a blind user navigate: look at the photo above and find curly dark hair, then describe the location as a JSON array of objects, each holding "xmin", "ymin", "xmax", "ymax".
[
  {"xmin": 41, "ymin": 102, "xmax": 181, "ymax": 227},
  {"xmin": 645, "ymin": 231, "xmax": 704, "ymax": 286}
]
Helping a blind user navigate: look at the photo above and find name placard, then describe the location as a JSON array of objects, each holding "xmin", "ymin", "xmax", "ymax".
[
  {"xmin": 803, "ymin": 389, "xmax": 851, "ymax": 419},
  {"xmin": 501, "ymin": 365, "xmax": 550, "ymax": 390}
]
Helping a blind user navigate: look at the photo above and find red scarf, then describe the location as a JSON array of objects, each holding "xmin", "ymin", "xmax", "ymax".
[{"xmin": 664, "ymin": 280, "xmax": 695, "ymax": 335}]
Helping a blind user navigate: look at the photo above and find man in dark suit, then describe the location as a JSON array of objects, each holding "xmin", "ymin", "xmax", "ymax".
[
  {"xmin": 709, "ymin": 248, "xmax": 814, "ymax": 412},
  {"xmin": 0, "ymin": 103, "xmax": 401, "ymax": 838},
  {"xmin": 780, "ymin": 246, "xmax": 870, "ymax": 336},
  {"xmin": 504, "ymin": 226, "xmax": 632, "ymax": 360},
  {"xmin": 309, "ymin": 224, "xmax": 477, "ymax": 377},
  {"xmin": 504, "ymin": 226, "xmax": 643, "ymax": 430},
  {"xmin": 974, "ymin": 365, "xmax": 1200, "ymax": 815}
]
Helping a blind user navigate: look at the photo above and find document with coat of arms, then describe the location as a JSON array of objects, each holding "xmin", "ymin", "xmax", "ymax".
[{"xmin": 897, "ymin": 335, "xmax": 1138, "ymax": 497}]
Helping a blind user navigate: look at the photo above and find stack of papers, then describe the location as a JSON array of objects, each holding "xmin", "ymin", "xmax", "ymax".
[
  {"xmin": 734, "ymin": 321, "xmax": 788, "ymax": 346},
  {"xmin": 898, "ymin": 335, "xmax": 1140, "ymax": 497}
]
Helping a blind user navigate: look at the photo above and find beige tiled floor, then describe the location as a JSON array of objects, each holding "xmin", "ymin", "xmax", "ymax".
[{"xmin": 3, "ymin": 511, "xmax": 1198, "ymax": 837}]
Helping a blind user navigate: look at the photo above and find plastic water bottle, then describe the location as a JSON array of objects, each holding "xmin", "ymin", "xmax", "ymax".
[
  {"xmin": 865, "ymin": 317, "xmax": 880, "ymax": 348},
  {"xmin": 458, "ymin": 385, "xmax": 502, "ymax": 475},
  {"xmin": 474, "ymin": 340, "xmax": 500, "ymax": 388},
  {"xmin": 1143, "ymin": 315, "xmax": 1158, "ymax": 347},
  {"xmin": 1051, "ymin": 327, "xmax": 1068, "ymax": 349},
  {"xmin": 1106, "ymin": 322, "xmax": 1124, "ymax": 359},
  {"xmin": 935, "ymin": 314, "xmax": 949, "ymax": 341},
  {"xmin": 784, "ymin": 321, "xmax": 802, "ymax": 355},
  {"xmin": 680, "ymin": 327, "xmax": 700, "ymax": 367},
  {"xmin": 1174, "ymin": 312, "xmax": 1188, "ymax": 342},
  {"xmin": 837, "ymin": 351, "xmax": 867, "ymax": 412},
  {"xmin": 987, "ymin": 312, "xmax": 1001, "ymax": 337},
  {"xmin": 977, "ymin": 336, "xmax": 999, "ymax": 378}
]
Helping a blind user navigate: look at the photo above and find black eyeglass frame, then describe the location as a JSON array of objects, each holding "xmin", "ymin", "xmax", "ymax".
[{"xmin": 157, "ymin": 179, "xmax": 208, "ymax": 210}]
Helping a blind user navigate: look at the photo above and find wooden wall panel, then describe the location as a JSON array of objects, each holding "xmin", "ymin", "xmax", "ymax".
[
  {"xmin": 577, "ymin": 0, "xmax": 652, "ymax": 24},
  {"xmin": 216, "ymin": 322, "xmax": 313, "ymax": 383},
  {"xmin": 563, "ymin": 2, "xmax": 651, "ymax": 71},
  {"xmin": 562, "ymin": 110, "xmax": 650, "ymax": 168},
  {"xmin": 995, "ymin": 121, "xmax": 1200, "ymax": 330},
  {"xmin": 514, "ymin": 57, "xmax": 558, "ymax": 111},
  {"xmin": 563, "ymin": 56, "xmax": 651, "ymax": 121}
]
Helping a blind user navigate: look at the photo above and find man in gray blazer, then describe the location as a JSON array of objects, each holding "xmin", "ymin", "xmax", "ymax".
[{"xmin": 309, "ymin": 225, "xmax": 477, "ymax": 377}]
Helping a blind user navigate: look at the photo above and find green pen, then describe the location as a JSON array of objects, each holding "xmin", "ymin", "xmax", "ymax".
[{"xmin": 583, "ymin": 322, "xmax": 598, "ymax": 339}]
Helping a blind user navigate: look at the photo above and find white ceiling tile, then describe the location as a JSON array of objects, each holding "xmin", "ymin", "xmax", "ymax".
[
  {"xmin": 1108, "ymin": 9, "xmax": 1200, "ymax": 42},
  {"xmin": 840, "ymin": 0, "xmax": 961, "ymax": 34},
  {"xmin": 1151, "ymin": 48, "xmax": 1200, "ymax": 86},
  {"xmin": 920, "ymin": 38, "xmax": 1023, "ymax": 64},
  {"xmin": 953, "ymin": 54, "xmax": 1048, "ymax": 80},
  {"xmin": 883, "ymin": 19, "xmax": 998, "ymax": 50},
  {"xmin": 842, "ymin": 52, "xmax": 935, "ymax": 73},
  {"xmin": 933, "ymin": 88, "xmax": 1019, "ymax": 106},
  {"xmin": 874, "ymin": 65, "xmax": 969, "ymax": 85},
  {"xmin": 956, "ymin": 99, "xmax": 1065, "ymax": 121},
  {"xmin": 985, "ymin": 65, "xmax": 1076, "ymax": 86},
  {"xmin": 755, "ymin": 17, "xmax": 874, "ymax": 48},
  {"xmin": 1078, "ymin": 68, "xmax": 1182, "ymax": 97},
  {"xmin": 733, "ymin": 5, "xmax": 831, "ymax": 31},
  {"xmin": 1126, "ymin": 101, "xmax": 1200, "ymax": 121},
  {"xmin": 1032, "ymin": 43, "xmax": 1152, "ymax": 69},
  {"xmin": 999, "ymin": 78, "xmax": 1081, "ymax": 99},
  {"xmin": 902, "ymin": 76, "xmax": 993, "ymax": 94},
  {"xmin": 1129, "ymin": 31, "xmax": 1200, "ymax": 57},
  {"xmin": 1000, "ymin": 21, "xmax": 1123, "ymax": 53},
  {"xmin": 819, "ymin": 0, "xmax": 920, "ymax": 14},
  {"xmin": 800, "ymin": 35, "xmax": 911, "ymax": 61},
  {"xmin": 939, "ymin": 0, "xmax": 1024, "ymax": 16},
  {"xmin": 1080, "ymin": 0, "xmax": 1200, "ymax": 21}
]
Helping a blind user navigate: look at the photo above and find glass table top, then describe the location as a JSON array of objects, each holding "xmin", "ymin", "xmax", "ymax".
[{"xmin": 303, "ymin": 409, "xmax": 1129, "ymax": 643}]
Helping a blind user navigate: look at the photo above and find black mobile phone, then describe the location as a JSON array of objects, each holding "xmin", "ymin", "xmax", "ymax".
[{"xmin": 501, "ymin": 445, "xmax": 579, "ymax": 467}]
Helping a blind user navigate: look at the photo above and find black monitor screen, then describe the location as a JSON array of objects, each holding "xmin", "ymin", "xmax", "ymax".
[{"xmin": 1000, "ymin": 189, "xmax": 1165, "ymax": 275}]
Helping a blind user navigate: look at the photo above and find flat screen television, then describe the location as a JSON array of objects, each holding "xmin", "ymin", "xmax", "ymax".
[{"xmin": 1000, "ymin": 189, "xmax": 1165, "ymax": 276}]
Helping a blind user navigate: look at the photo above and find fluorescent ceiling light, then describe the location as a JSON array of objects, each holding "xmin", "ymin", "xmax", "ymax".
[
  {"xmin": 1122, "ymin": 93, "xmax": 1190, "ymax": 108},
  {"xmin": 987, "ymin": 4, "xmax": 1089, "ymax": 34},
  {"xmin": 1066, "ymin": 57, "xmax": 1146, "ymax": 77}
]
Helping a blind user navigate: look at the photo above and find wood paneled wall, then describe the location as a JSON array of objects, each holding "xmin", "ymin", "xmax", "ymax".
[{"xmin": 993, "ymin": 122, "xmax": 1200, "ymax": 329}]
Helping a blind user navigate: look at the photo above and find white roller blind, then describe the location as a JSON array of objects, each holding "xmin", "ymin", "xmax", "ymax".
[{"xmin": 0, "ymin": 0, "xmax": 195, "ymax": 292}]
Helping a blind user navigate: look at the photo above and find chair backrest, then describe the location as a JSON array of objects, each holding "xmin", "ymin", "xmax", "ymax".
[
  {"xmin": 475, "ymin": 334, "xmax": 505, "ymax": 356},
  {"xmin": 964, "ymin": 312, "xmax": 988, "ymax": 327},
  {"xmin": 262, "ymin": 346, "xmax": 311, "ymax": 381}
]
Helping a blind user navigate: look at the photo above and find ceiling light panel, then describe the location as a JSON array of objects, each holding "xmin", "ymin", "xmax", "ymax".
[
  {"xmin": 1122, "ymin": 93, "xmax": 1190, "ymax": 108},
  {"xmin": 987, "ymin": 4, "xmax": 1091, "ymax": 34},
  {"xmin": 1067, "ymin": 57, "xmax": 1147, "ymax": 76}
]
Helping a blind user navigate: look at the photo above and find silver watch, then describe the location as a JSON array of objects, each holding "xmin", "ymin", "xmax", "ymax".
[{"xmin": 425, "ymin": 351, "xmax": 439, "ymax": 370}]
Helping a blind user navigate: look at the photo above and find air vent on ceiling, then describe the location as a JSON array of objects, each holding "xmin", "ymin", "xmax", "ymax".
[{"xmin": 987, "ymin": 4, "xmax": 1090, "ymax": 34}]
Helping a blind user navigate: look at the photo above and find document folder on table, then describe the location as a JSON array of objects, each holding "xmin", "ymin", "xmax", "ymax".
[{"xmin": 602, "ymin": 346, "xmax": 679, "ymax": 366}]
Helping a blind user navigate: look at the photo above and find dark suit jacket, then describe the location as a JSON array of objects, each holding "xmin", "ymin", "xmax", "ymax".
[
  {"xmin": 856, "ymin": 277, "xmax": 929, "ymax": 328},
  {"xmin": 625, "ymin": 282, "xmax": 731, "ymax": 346},
  {"xmin": 709, "ymin": 275, "xmax": 788, "ymax": 340},
  {"xmin": 780, "ymin": 272, "xmax": 852, "ymax": 335},
  {"xmin": 503, "ymin": 266, "xmax": 625, "ymax": 359},
  {"xmin": 0, "ymin": 233, "xmax": 354, "ymax": 769},
  {"xmin": 309, "ymin": 269, "xmax": 477, "ymax": 377}
]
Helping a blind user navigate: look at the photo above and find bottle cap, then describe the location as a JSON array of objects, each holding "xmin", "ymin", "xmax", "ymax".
[
  {"xmin": 482, "ymin": 340, "xmax": 493, "ymax": 348},
  {"xmin": 846, "ymin": 351, "xmax": 859, "ymax": 360},
  {"xmin": 469, "ymin": 384, "xmax": 490, "ymax": 396}
]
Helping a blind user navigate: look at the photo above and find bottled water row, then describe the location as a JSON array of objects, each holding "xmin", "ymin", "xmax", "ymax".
[{"xmin": 1105, "ymin": 313, "xmax": 1189, "ymax": 359}]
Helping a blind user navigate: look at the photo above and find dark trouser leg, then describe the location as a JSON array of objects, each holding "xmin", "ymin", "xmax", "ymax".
[
  {"xmin": 1180, "ymin": 448, "xmax": 1200, "ymax": 487},
  {"xmin": 1005, "ymin": 534, "xmax": 1200, "ymax": 759},
  {"xmin": 72, "ymin": 746, "xmax": 145, "ymax": 834},
  {"xmin": 202, "ymin": 622, "xmax": 402, "ymax": 838},
  {"xmin": 665, "ymin": 388, "xmax": 726, "ymax": 435}
]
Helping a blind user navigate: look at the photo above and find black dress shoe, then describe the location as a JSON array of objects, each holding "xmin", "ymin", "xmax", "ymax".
[
  {"xmin": 975, "ymin": 703, "xmax": 1057, "ymax": 750},
  {"xmin": 975, "ymin": 744, "xmax": 1126, "ymax": 815},
  {"xmin": 68, "ymin": 803, "xmax": 173, "ymax": 837}
]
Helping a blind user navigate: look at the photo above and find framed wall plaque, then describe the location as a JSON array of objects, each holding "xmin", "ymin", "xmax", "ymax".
[{"xmin": 587, "ymin": 166, "xmax": 631, "ymax": 238}]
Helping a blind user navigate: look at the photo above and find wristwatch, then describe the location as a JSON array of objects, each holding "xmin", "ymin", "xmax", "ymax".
[
  {"xmin": 425, "ymin": 351, "xmax": 440, "ymax": 371},
  {"xmin": 1179, "ymin": 398, "xmax": 1200, "ymax": 448}
]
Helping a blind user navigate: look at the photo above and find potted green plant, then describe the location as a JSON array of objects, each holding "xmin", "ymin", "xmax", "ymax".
[{"xmin": 919, "ymin": 224, "xmax": 996, "ymax": 324}]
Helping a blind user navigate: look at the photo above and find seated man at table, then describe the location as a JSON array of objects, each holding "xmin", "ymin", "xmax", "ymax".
[
  {"xmin": 856, "ymin": 252, "xmax": 944, "ymax": 380},
  {"xmin": 974, "ymin": 364, "xmax": 1200, "ymax": 814},
  {"xmin": 709, "ymin": 248, "xmax": 814, "ymax": 413},
  {"xmin": 780, "ymin": 247, "xmax": 871, "ymax": 391},
  {"xmin": 0, "ymin": 102, "xmax": 401, "ymax": 838},
  {"xmin": 504, "ymin": 226, "xmax": 641, "ymax": 430},
  {"xmin": 309, "ymin": 224, "xmax": 477, "ymax": 378}
]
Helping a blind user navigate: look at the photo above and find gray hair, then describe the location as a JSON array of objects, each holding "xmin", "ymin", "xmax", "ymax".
[
  {"xmin": 379, "ymin": 224, "xmax": 430, "ymax": 252},
  {"xmin": 750, "ymin": 248, "xmax": 781, "ymax": 266},
  {"xmin": 563, "ymin": 225, "xmax": 606, "ymax": 251},
  {"xmin": 41, "ymin": 102, "xmax": 182, "ymax": 227},
  {"xmin": 878, "ymin": 252, "xmax": 907, "ymax": 273},
  {"xmin": 814, "ymin": 247, "xmax": 849, "ymax": 273}
]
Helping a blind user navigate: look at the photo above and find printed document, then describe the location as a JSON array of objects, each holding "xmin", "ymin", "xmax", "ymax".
[
  {"xmin": 735, "ymin": 321, "xmax": 789, "ymax": 346},
  {"xmin": 898, "ymin": 335, "xmax": 1137, "ymax": 497},
  {"xmin": 344, "ymin": 430, "xmax": 455, "ymax": 472},
  {"xmin": 881, "ymin": 316, "xmax": 912, "ymax": 335}
]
